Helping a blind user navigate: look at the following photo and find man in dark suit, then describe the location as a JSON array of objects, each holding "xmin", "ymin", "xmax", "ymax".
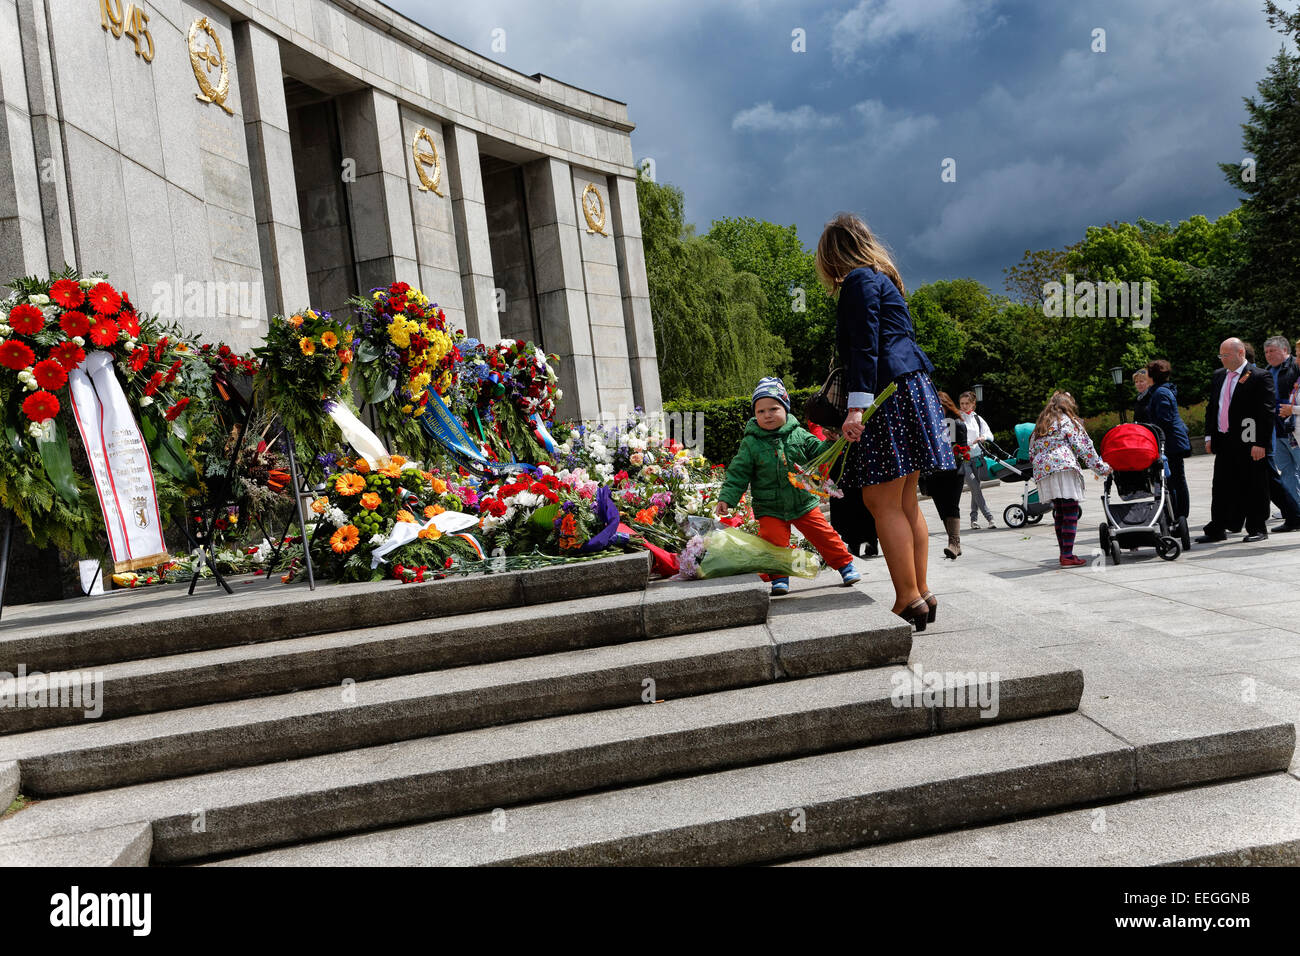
[{"xmin": 1197, "ymin": 338, "xmax": 1278, "ymax": 543}]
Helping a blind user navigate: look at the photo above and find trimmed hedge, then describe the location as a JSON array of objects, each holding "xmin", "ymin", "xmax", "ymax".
[{"xmin": 665, "ymin": 387, "xmax": 819, "ymax": 465}]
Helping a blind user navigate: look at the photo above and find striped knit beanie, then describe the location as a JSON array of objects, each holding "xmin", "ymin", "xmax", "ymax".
[{"xmin": 752, "ymin": 376, "xmax": 791, "ymax": 412}]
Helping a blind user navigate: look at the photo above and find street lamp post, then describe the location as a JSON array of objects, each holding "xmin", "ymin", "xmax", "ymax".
[{"xmin": 1110, "ymin": 367, "xmax": 1125, "ymax": 423}]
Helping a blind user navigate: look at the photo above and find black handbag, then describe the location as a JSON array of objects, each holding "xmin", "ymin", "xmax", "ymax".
[{"xmin": 804, "ymin": 360, "xmax": 847, "ymax": 429}]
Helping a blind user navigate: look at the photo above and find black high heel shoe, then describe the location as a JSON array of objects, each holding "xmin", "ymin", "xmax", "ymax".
[
  {"xmin": 921, "ymin": 591, "xmax": 937, "ymax": 623},
  {"xmin": 894, "ymin": 597, "xmax": 929, "ymax": 632}
]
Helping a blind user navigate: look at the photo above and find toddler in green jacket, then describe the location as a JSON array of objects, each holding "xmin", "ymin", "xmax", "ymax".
[{"xmin": 713, "ymin": 377, "xmax": 860, "ymax": 595}]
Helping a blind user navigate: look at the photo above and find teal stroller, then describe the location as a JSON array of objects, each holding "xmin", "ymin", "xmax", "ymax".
[{"xmin": 983, "ymin": 423, "xmax": 1049, "ymax": 528}]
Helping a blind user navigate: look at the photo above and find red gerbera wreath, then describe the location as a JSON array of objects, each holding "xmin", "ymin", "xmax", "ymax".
[
  {"xmin": 49, "ymin": 279, "xmax": 84, "ymax": 309},
  {"xmin": 59, "ymin": 311, "xmax": 90, "ymax": 338},
  {"xmin": 50, "ymin": 341, "xmax": 86, "ymax": 372},
  {"xmin": 88, "ymin": 319, "xmax": 119, "ymax": 347},
  {"xmin": 32, "ymin": 358, "xmax": 68, "ymax": 390},
  {"xmin": 22, "ymin": 390, "xmax": 59, "ymax": 422},
  {"xmin": 0, "ymin": 340, "xmax": 35, "ymax": 371},
  {"xmin": 87, "ymin": 282, "xmax": 121, "ymax": 315},
  {"xmin": 7, "ymin": 303, "xmax": 44, "ymax": 336},
  {"xmin": 164, "ymin": 396, "xmax": 190, "ymax": 421}
]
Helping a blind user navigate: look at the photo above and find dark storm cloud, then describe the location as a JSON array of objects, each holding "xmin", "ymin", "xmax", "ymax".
[{"xmin": 392, "ymin": 0, "xmax": 1284, "ymax": 292}]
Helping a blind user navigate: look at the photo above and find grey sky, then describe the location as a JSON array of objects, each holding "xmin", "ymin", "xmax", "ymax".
[{"xmin": 393, "ymin": 0, "xmax": 1286, "ymax": 292}]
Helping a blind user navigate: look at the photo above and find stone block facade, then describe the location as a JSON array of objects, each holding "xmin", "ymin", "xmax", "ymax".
[{"xmin": 0, "ymin": 0, "xmax": 661, "ymax": 417}]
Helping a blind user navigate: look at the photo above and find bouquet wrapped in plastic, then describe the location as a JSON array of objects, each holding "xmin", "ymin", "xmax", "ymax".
[{"xmin": 672, "ymin": 522, "xmax": 821, "ymax": 580}]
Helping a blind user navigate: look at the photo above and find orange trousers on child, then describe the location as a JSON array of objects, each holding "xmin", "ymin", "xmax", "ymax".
[{"xmin": 756, "ymin": 507, "xmax": 854, "ymax": 582}]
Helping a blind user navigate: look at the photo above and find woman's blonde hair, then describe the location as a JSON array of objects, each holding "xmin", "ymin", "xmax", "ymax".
[
  {"xmin": 1033, "ymin": 391, "xmax": 1085, "ymax": 439},
  {"xmin": 815, "ymin": 212, "xmax": 905, "ymax": 296}
]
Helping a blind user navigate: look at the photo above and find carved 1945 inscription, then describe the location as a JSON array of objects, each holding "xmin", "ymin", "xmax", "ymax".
[{"xmin": 100, "ymin": 0, "xmax": 154, "ymax": 63}]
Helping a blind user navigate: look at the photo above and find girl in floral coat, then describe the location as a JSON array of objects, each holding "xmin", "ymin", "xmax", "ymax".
[{"xmin": 1029, "ymin": 391, "xmax": 1112, "ymax": 566}]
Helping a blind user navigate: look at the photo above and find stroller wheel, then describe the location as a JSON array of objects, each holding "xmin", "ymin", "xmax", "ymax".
[
  {"xmin": 1178, "ymin": 516, "xmax": 1191, "ymax": 551},
  {"xmin": 1156, "ymin": 536, "xmax": 1182, "ymax": 561},
  {"xmin": 1099, "ymin": 523, "xmax": 1111, "ymax": 552},
  {"xmin": 1109, "ymin": 540, "xmax": 1122, "ymax": 565},
  {"xmin": 1003, "ymin": 504, "xmax": 1027, "ymax": 528},
  {"xmin": 1026, "ymin": 511, "xmax": 1044, "ymax": 525}
]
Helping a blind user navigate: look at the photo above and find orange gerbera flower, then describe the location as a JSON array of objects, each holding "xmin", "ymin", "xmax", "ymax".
[
  {"xmin": 423, "ymin": 504, "xmax": 445, "ymax": 519},
  {"xmin": 330, "ymin": 525, "xmax": 359, "ymax": 553},
  {"xmin": 418, "ymin": 526, "xmax": 442, "ymax": 540},
  {"xmin": 360, "ymin": 492, "xmax": 381, "ymax": 510},
  {"xmin": 299, "ymin": 337, "xmax": 315, "ymax": 356},
  {"xmin": 310, "ymin": 496, "xmax": 330, "ymax": 514},
  {"xmin": 390, "ymin": 455, "xmax": 407, "ymax": 468},
  {"xmin": 321, "ymin": 331, "xmax": 338, "ymax": 348},
  {"xmin": 379, "ymin": 461, "xmax": 402, "ymax": 478},
  {"xmin": 430, "ymin": 477, "xmax": 447, "ymax": 494},
  {"xmin": 354, "ymin": 458, "xmax": 370, "ymax": 475},
  {"xmin": 335, "ymin": 473, "xmax": 365, "ymax": 496},
  {"xmin": 395, "ymin": 510, "xmax": 416, "ymax": 523}
]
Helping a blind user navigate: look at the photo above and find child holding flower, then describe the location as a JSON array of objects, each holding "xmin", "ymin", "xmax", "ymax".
[{"xmin": 714, "ymin": 377, "xmax": 860, "ymax": 595}]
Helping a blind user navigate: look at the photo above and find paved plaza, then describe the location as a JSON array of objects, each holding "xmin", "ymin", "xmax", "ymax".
[{"xmin": 843, "ymin": 452, "xmax": 1300, "ymax": 779}]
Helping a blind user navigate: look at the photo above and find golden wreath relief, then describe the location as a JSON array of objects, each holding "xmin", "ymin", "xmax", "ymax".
[
  {"xmin": 411, "ymin": 128, "xmax": 445, "ymax": 196},
  {"xmin": 189, "ymin": 17, "xmax": 233, "ymax": 115},
  {"xmin": 582, "ymin": 183, "xmax": 608, "ymax": 236}
]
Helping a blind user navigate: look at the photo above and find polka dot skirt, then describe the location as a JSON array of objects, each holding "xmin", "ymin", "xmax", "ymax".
[{"xmin": 837, "ymin": 370, "xmax": 957, "ymax": 488}]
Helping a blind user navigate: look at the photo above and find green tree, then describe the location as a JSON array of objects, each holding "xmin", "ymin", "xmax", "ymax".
[
  {"xmin": 704, "ymin": 217, "xmax": 835, "ymax": 389},
  {"xmin": 637, "ymin": 177, "xmax": 790, "ymax": 400},
  {"xmin": 1217, "ymin": 1, "xmax": 1300, "ymax": 342}
]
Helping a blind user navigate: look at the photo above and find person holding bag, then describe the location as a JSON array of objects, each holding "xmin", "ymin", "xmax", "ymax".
[{"xmin": 813, "ymin": 213, "xmax": 955, "ymax": 630}]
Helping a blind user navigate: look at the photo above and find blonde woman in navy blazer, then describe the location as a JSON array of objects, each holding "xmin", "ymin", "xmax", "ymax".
[{"xmin": 815, "ymin": 213, "xmax": 955, "ymax": 630}]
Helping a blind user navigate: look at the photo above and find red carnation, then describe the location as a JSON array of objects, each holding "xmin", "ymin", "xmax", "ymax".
[
  {"xmin": 143, "ymin": 371, "xmax": 164, "ymax": 396},
  {"xmin": 88, "ymin": 319, "xmax": 118, "ymax": 346},
  {"xmin": 153, "ymin": 336, "xmax": 169, "ymax": 362},
  {"xmin": 32, "ymin": 358, "xmax": 68, "ymax": 390},
  {"xmin": 164, "ymin": 396, "xmax": 190, "ymax": 421},
  {"xmin": 50, "ymin": 341, "xmax": 86, "ymax": 372},
  {"xmin": 22, "ymin": 390, "xmax": 59, "ymax": 423},
  {"xmin": 8, "ymin": 303, "xmax": 44, "ymax": 336},
  {"xmin": 129, "ymin": 346, "xmax": 149, "ymax": 372},
  {"xmin": 164, "ymin": 358, "xmax": 183, "ymax": 383},
  {"xmin": 87, "ymin": 282, "xmax": 121, "ymax": 315},
  {"xmin": 0, "ymin": 340, "xmax": 36, "ymax": 371},
  {"xmin": 59, "ymin": 311, "xmax": 90, "ymax": 338},
  {"xmin": 118, "ymin": 313, "xmax": 140, "ymax": 338},
  {"xmin": 49, "ymin": 279, "xmax": 83, "ymax": 309}
]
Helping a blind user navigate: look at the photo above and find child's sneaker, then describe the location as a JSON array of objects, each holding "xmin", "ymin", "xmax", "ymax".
[
  {"xmin": 770, "ymin": 577, "xmax": 790, "ymax": 596},
  {"xmin": 838, "ymin": 563, "xmax": 861, "ymax": 586}
]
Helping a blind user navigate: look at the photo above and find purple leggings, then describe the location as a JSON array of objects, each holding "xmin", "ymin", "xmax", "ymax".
[{"xmin": 1052, "ymin": 499, "xmax": 1082, "ymax": 557}]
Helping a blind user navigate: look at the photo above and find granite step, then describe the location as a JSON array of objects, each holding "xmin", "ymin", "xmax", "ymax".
[
  {"xmin": 780, "ymin": 773, "xmax": 1300, "ymax": 866},
  {"xmin": 0, "ymin": 661, "xmax": 1084, "ymax": 864},
  {"xmin": 0, "ymin": 552, "xmax": 653, "ymax": 672},
  {"xmin": 205, "ymin": 710, "xmax": 1293, "ymax": 867},
  {"xmin": 0, "ymin": 579, "xmax": 773, "ymax": 735},
  {"xmin": 0, "ymin": 603, "xmax": 912, "ymax": 795}
]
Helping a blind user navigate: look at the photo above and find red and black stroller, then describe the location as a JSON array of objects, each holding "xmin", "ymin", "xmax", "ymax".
[{"xmin": 1098, "ymin": 422, "xmax": 1191, "ymax": 563}]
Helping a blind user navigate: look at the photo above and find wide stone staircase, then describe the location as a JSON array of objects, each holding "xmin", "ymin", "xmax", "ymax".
[{"xmin": 0, "ymin": 552, "xmax": 1296, "ymax": 866}]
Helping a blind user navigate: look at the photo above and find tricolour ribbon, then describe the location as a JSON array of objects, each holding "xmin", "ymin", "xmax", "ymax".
[{"xmin": 67, "ymin": 351, "xmax": 168, "ymax": 572}]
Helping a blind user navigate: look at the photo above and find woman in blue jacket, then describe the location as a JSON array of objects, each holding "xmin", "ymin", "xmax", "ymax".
[
  {"xmin": 1138, "ymin": 359, "xmax": 1192, "ymax": 519},
  {"xmin": 815, "ymin": 213, "xmax": 955, "ymax": 630}
]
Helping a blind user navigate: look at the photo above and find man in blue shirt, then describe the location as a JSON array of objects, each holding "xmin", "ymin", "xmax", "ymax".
[{"xmin": 1263, "ymin": 336, "xmax": 1300, "ymax": 532}]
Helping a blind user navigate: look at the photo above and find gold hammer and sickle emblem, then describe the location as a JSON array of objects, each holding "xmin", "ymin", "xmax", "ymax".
[
  {"xmin": 582, "ymin": 183, "xmax": 608, "ymax": 236},
  {"xmin": 189, "ymin": 17, "xmax": 233, "ymax": 115},
  {"xmin": 411, "ymin": 128, "xmax": 444, "ymax": 196}
]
